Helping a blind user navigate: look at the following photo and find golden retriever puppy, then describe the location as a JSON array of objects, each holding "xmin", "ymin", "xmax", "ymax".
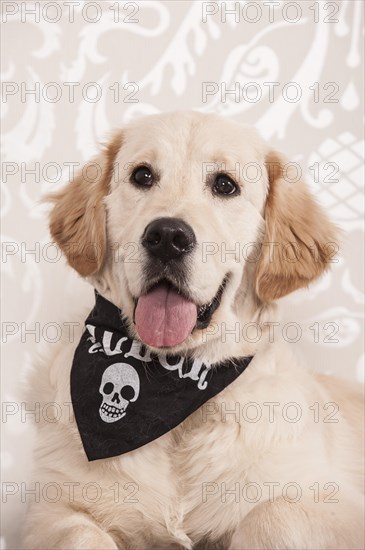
[{"xmin": 23, "ymin": 112, "xmax": 364, "ymax": 549}]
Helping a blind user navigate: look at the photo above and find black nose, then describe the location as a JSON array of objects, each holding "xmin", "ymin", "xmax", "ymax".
[{"xmin": 142, "ymin": 217, "xmax": 196, "ymax": 262}]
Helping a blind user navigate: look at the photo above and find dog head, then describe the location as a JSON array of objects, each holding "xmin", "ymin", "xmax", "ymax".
[{"xmin": 49, "ymin": 112, "xmax": 337, "ymax": 358}]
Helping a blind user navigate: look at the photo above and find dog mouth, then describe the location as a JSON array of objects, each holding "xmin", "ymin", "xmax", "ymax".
[{"xmin": 132, "ymin": 276, "xmax": 228, "ymax": 349}]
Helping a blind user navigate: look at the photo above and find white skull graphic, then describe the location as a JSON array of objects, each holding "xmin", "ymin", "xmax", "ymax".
[{"xmin": 99, "ymin": 363, "xmax": 140, "ymax": 423}]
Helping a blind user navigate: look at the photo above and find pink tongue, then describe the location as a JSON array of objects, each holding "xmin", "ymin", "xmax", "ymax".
[{"xmin": 135, "ymin": 284, "xmax": 197, "ymax": 348}]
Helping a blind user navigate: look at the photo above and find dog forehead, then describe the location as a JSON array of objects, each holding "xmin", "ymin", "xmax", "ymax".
[{"xmin": 118, "ymin": 112, "xmax": 263, "ymax": 164}]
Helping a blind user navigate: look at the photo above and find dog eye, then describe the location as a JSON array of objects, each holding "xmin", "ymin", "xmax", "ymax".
[
  {"xmin": 213, "ymin": 174, "xmax": 239, "ymax": 196},
  {"xmin": 131, "ymin": 165, "xmax": 154, "ymax": 188}
]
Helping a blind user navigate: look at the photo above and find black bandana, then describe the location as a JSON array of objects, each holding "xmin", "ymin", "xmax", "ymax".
[{"xmin": 71, "ymin": 292, "xmax": 253, "ymax": 461}]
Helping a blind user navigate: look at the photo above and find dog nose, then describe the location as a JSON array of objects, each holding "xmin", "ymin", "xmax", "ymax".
[{"xmin": 142, "ymin": 217, "xmax": 196, "ymax": 262}]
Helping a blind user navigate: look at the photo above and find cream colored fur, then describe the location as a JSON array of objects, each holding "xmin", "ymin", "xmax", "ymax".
[{"xmin": 24, "ymin": 112, "xmax": 364, "ymax": 549}]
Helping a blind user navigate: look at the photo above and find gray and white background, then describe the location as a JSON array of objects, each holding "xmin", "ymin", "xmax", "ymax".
[{"xmin": 1, "ymin": 1, "xmax": 364, "ymax": 548}]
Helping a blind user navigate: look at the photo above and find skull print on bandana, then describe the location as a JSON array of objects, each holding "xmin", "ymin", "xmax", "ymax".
[
  {"xmin": 71, "ymin": 291, "xmax": 254, "ymax": 461},
  {"xmin": 99, "ymin": 363, "xmax": 140, "ymax": 423}
]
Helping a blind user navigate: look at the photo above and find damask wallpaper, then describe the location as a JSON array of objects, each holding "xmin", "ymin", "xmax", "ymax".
[{"xmin": 1, "ymin": 1, "xmax": 364, "ymax": 548}]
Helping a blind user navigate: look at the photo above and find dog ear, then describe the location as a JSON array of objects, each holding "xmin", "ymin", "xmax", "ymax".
[
  {"xmin": 255, "ymin": 151, "xmax": 339, "ymax": 302},
  {"xmin": 48, "ymin": 131, "xmax": 123, "ymax": 277}
]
